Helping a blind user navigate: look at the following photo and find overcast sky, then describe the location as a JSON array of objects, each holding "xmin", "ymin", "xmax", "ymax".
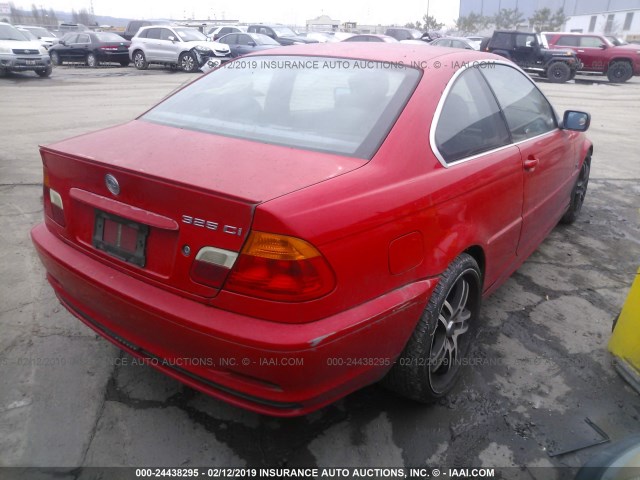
[{"xmin": 16, "ymin": 0, "xmax": 461, "ymax": 27}]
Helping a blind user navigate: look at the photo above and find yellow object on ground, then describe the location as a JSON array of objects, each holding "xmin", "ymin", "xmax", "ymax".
[{"xmin": 608, "ymin": 267, "xmax": 640, "ymax": 394}]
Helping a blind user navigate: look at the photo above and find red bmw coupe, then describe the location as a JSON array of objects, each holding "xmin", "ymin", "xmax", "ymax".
[{"xmin": 31, "ymin": 43, "xmax": 592, "ymax": 416}]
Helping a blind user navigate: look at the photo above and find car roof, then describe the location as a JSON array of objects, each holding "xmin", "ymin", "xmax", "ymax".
[{"xmin": 247, "ymin": 41, "xmax": 505, "ymax": 65}]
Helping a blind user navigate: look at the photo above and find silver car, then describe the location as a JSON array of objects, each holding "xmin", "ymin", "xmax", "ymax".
[{"xmin": 130, "ymin": 25, "xmax": 230, "ymax": 72}]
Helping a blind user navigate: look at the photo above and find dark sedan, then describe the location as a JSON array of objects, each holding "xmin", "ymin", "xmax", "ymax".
[
  {"xmin": 49, "ymin": 32, "xmax": 131, "ymax": 67},
  {"xmin": 342, "ymin": 34, "xmax": 398, "ymax": 43},
  {"xmin": 430, "ymin": 37, "xmax": 479, "ymax": 50},
  {"xmin": 217, "ymin": 32, "xmax": 280, "ymax": 58}
]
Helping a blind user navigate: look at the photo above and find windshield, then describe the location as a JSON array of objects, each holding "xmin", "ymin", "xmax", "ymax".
[
  {"xmin": 606, "ymin": 35, "xmax": 628, "ymax": 46},
  {"xmin": 142, "ymin": 56, "xmax": 421, "ymax": 159},
  {"xmin": 272, "ymin": 27, "xmax": 297, "ymax": 37},
  {"xmin": 0, "ymin": 24, "xmax": 28, "ymax": 41},
  {"xmin": 19, "ymin": 29, "xmax": 37, "ymax": 40},
  {"xmin": 254, "ymin": 33, "xmax": 279, "ymax": 45},
  {"xmin": 25, "ymin": 27, "xmax": 53, "ymax": 37},
  {"xmin": 173, "ymin": 28, "xmax": 207, "ymax": 42},
  {"xmin": 95, "ymin": 32, "xmax": 126, "ymax": 42}
]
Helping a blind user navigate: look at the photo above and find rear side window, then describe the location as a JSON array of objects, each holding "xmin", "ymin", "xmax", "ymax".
[
  {"xmin": 142, "ymin": 56, "xmax": 421, "ymax": 159},
  {"xmin": 580, "ymin": 36, "xmax": 604, "ymax": 47},
  {"xmin": 146, "ymin": 28, "xmax": 161, "ymax": 40},
  {"xmin": 434, "ymin": 67, "xmax": 511, "ymax": 164},
  {"xmin": 491, "ymin": 32, "xmax": 512, "ymax": 49},
  {"xmin": 136, "ymin": 29, "xmax": 148, "ymax": 39},
  {"xmin": 481, "ymin": 64, "xmax": 557, "ymax": 142},
  {"xmin": 556, "ymin": 35, "xmax": 579, "ymax": 46}
]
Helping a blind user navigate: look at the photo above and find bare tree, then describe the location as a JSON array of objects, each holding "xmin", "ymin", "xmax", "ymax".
[
  {"xmin": 455, "ymin": 13, "xmax": 491, "ymax": 35},
  {"xmin": 529, "ymin": 8, "xmax": 567, "ymax": 32},
  {"xmin": 494, "ymin": 8, "xmax": 525, "ymax": 29},
  {"xmin": 422, "ymin": 14, "xmax": 444, "ymax": 31}
]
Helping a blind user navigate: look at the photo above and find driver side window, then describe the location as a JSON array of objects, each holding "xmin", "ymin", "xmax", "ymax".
[{"xmin": 481, "ymin": 64, "xmax": 557, "ymax": 142}]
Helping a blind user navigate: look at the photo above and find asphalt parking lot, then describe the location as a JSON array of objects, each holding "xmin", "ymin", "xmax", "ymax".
[{"xmin": 1, "ymin": 63, "xmax": 639, "ymax": 478}]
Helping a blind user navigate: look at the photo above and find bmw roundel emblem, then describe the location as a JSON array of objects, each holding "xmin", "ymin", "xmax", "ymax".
[{"xmin": 105, "ymin": 174, "xmax": 120, "ymax": 196}]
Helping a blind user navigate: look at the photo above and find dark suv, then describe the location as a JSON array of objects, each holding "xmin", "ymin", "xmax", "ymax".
[
  {"xmin": 246, "ymin": 25, "xmax": 317, "ymax": 45},
  {"xmin": 123, "ymin": 20, "xmax": 166, "ymax": 41},
  {"xmin": 385, "ymin": 28, "xmax": 424, "ymax": 41},
  {"xmin": 485, "ymin": 30, "xmax": 580, "ymax": 83},
  {"xmin": 545, "ymin": 32, "xmax": 640, "ymax": 83}
]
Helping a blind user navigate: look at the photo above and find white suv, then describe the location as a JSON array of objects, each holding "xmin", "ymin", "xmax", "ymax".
[
  {"xmin": 0, "ymin": 22, "xmax": 52, "ymax": 77},
  {"xmin": 130, "ymin": 25, "xmax": 230, "ymax": 72}
]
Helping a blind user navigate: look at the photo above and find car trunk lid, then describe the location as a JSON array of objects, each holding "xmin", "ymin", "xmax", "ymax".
[{"xmin": 41, "ymin": 120, "xmax": 364, "ymax": 299}]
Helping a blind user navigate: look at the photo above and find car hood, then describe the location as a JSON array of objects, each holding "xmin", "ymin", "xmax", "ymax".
[
  {"xmin": 0, "ymin": 39, "xmax": 44, "ymax": 50},
  {"xmin": 42, "ymin": 120, "xmax": 365, "ymax": 203},
  {"xmin": 184, "ymin": 40, "xmax": 229, "ymax": 51}
]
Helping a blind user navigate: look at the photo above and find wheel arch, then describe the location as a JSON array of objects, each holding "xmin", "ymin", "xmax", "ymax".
[
  {"xmin": 607, "ymin": 57, "xmax": 633, "ymax": 70},
  {"xmin": 462, "ymin": 245, "xmax": 486, "ymax": 282}
]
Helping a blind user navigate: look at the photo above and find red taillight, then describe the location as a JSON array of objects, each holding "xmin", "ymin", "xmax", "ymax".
[
  {"xmin": 225, "ymin": 231, "xmax": 335, "ymax": 302},
  {"xmin": 43, "ymin": 167, "xmax": 66, "ymax": 227}
]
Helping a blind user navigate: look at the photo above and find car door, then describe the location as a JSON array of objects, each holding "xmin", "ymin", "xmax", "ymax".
[
  {"xmin": 143, "ymin": 28, "xmax": 162, "ymax": 62},
  {"xmin": 235, "ymin": 34, "xmax": 256, "ymax": 57},
  {"xmin": 158, "ymin": 28, "xmax": 179, "ymax": 62},
  {"xmin": 481, "ymin": 64, "xmax": 576, "ymax": 255},
  {"xmin": 70, "ymin": 33, "xmax": 91, "ymax": 61},
  {"xmin": 57, "ymin": 33, "xmax": 76, "ymax": 61},
  {"xmin": 431, "ymin": 66, "xmax": 523, "ymax": 288},
  {"xmin": 223, "ymin": 33, "xmax": 240, "ymax": 57},
  {"xmin": 510, "ymin": 33, "xmax": 538, "ymax": 67},
  {"xmin": 578, "ymin": 36, "xmax": 608, "ymax": 72}
]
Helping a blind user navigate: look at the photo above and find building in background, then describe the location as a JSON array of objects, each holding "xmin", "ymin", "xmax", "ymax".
[
  {"xmin": 306, "ymin": 15, "xmax": 340, "ymax": 32},
  {"xmin": 459, "ymin": 0, "xmax": 640, "ymax": 39}
]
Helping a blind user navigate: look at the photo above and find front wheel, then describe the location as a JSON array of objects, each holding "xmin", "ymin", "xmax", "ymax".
[
  {"xmin": 86, "ymin": 52, "xmax": 99, "ymax": 68},
  {"xmin": 383, "ymin": 253, "xmax": 482, "ymax": 402},
  {"xmin": 547, "ymin": 62, "xmax": 571, "ymax": 83},
  {"xmin": 50, "ymin": 51, "xmax": 61, "ymax": 66},
  {"xmin": 35, "ymin": 65, "xmax": 52, "ymax": 77},
  {"xmin": 607, "ymin": 61, "xmax": 633, "ymax": 83},
  {"xmin": 179, "ymin": 51, "xmax": 198, "ymax": 73},
  {"xmin": 561, "ymin": 156, "xmax": 590, "ymax": 224}
]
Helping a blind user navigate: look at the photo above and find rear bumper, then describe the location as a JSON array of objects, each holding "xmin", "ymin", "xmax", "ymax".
[
  {"xmin": 97, "ymin": 51, "xmax": 130, "ymax": 62},
  {"xmin": 31, "ymin": 223, "xmax": 435, "ymax": 416}
]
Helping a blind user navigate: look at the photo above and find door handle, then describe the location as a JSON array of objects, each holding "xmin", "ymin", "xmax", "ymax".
[{"xmin": 524, "ymin": 157, "xmax": 539, "ymax": 171}]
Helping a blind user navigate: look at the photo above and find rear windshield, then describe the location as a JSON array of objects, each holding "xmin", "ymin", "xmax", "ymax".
[
  {"xmin": 95, "ymin": 32, "xmax": 126, "ymax": 42},
  {"xmin": 142, "ymin": 56, "xmax": 421, "ymax": 159}
]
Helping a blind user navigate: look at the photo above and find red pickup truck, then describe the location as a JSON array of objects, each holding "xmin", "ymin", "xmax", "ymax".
[{"xmin": 545, "ymin": 32, "xmax": 640, "ymax": 83}]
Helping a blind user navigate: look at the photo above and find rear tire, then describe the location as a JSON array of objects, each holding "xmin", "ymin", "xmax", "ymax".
[
  {"xmin": 607, "ymin": 61, "xmax": 633, "ymax": 83},
  {"xmin": 133, "ymin": 50, "xmax": 148, "ymax": 70},
  {"xmin": 547, "ymin": 62, "xmax": 571, "ymax": 83},
  {"xmin": 561, "ymin": 156, "xmax": 590, "ymax": 224},
  {"xmin": 383, "ymin": 253, "xmax": 482, "ymax": 402}
]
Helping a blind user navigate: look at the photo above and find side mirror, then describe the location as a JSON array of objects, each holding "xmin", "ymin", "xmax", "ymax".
[
  {"xmin": 599, "ymin": 43, "xmax": 607, "ymax": 49},
  {"xmin": 248, "ymin": 41, "xmax": 256, "ymax": 47},
  {"xmin": 562, "ymin": 111, "xmax": 591, "ymax": 132},
  {"xmin": 168, "ymin": 35, "xmax": 176, "ymax": 42}
]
